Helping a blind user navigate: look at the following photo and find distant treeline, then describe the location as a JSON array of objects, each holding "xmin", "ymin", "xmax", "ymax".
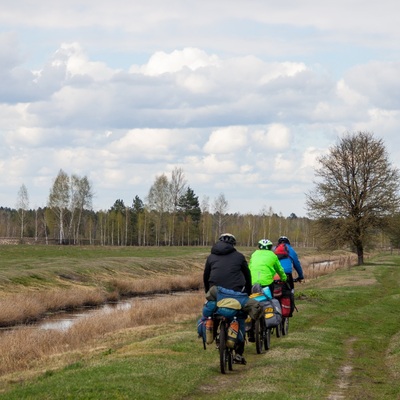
[{"xmin": 0, "ymin": 205, "xmax": 314, "ymax": 248}]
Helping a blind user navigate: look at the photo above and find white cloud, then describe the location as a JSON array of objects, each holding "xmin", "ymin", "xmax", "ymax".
[
  {"xmin": 1, "ymin": 2, "xmax": 400, "ymax": 217},
  {"xmin": 109, "ymin": 129, "xmax": 188, "ymax": 161},
  {"xmin": 252, "ymin": 125, "xmax": 291, "ymax": 151},
  {"xmin": 52, "ymin": 42, "xmax": 116, "ymax": 81},
  {"xmin": 137, "ymin": 47, "xmax": 220, "ymax": 76},
  {"xmin": 203, "ymin": 127, "xmax": 248, "ymax": 154},
  {"xmin": 273, "ymin": 154, "xmax": 294, "ymax": 174}
]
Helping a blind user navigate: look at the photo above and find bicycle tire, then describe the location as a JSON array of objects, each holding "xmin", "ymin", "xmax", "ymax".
[
  {"xmin": 255, "ymin": 317, "xmax": 264, "ymax": 354},
  {"xmin": 264, "ymin": 327, "xmax": 271, "ymax": 350},
  {"xmin": 282, "ymin": 317, "xmax": 289, "ymax": 336},
  {"xmin": 219, "ymin": 321, "xmax": 229, "ymax": 374},
  {"xmin": 276, "ymin": 322, "xmax": 282, "ymax": 338}
]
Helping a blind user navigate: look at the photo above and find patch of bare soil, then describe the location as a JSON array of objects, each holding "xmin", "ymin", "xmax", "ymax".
[{"xmin": 327, "ymin": 337, "xmax": 357, "ymax": 400}]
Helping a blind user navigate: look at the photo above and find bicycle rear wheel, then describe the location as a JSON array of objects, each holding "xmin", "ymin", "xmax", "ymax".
[
  {"xmin": 254, "ymin": 317, "xmax": 264, "ymax": 354},
  {"xmin": 276, "ymin": 322, "xmax": 282, "ymax": 338},
  {"xmin": 264, "ymin": 327, "xmax": 271, "ymax": 350},
  {"xmin": 282, "ymin": 317, "xmax": 289, "ymax": 336},
  {"xmin": 219, "ymin": 321, "xmax": 230, "ymax": 374}
]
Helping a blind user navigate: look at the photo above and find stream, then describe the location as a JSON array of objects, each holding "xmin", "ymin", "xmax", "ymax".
[
  {"xmin": 4, "ymin": 292, "xmax": 191, "ymax": 333},
  {"xmin": 3, "ymin": 260, "xmax": 339, "ymax": 333}
]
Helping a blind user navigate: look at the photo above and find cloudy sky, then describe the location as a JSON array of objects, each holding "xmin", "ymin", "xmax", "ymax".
[{"xmin": 1, "ymin": 1, "xmax": 400, "ymax": 217}]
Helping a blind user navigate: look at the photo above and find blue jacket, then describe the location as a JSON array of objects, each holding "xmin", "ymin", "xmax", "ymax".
[{"xmin": 277, "ymin": 244, "xmax": 304, "ymax": 280}]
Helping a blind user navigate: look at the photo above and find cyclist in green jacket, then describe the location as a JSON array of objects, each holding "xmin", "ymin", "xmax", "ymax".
[
  {"xmin": 249, "ymin": 239, "xmax": 287, "ymax": 294},
  {"xmin": 247, "ymin": 239, "xmax": 287, "ymax": 342}
]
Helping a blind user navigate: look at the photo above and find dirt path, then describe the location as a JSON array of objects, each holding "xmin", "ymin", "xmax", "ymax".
[{"xmin": 327, "ymin": 337, "xmax": 357, "ymax": 400}]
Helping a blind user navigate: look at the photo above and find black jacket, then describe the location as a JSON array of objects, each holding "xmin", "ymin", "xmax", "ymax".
[{"xmin": 203, "ymin": 241, "xmax": 252, "ymax": 295}]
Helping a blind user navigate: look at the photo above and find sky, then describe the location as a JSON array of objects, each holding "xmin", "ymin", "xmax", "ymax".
[{"xmin": 1, "ymin": 1, "xmax": 400, "ymax": 217}]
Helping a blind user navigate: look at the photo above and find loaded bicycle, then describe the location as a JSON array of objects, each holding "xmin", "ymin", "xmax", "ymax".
[
  {"xmin": 200, "ymin": 310, "xmax": 246, "ymax": 374},
  {"xmin": 246, "ymin": 285, "xmax": 281, "ymax": 354},
  {"xmin": 214, "ymin": 315, "xmax": 235, "ymax": 374}
]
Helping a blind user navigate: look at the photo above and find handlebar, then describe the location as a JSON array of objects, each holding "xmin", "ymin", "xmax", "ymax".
[{"xmin": 274, "ymin": 277, "xmax": 303, "ymax": 284}]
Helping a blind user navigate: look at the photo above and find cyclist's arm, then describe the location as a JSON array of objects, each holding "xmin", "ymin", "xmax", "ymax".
[{"xmin": 274, "ymin": 259, "xmax": 287, "ymax": 282}]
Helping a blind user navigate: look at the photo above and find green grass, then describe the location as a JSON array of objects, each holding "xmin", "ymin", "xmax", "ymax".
[
  {"xmin": 0, "ymin": 245, "xmax": 209, "ymax": 290},
  {"xmin": 0, "ymin": 251, "xmax": 399, "ymax": 399}
]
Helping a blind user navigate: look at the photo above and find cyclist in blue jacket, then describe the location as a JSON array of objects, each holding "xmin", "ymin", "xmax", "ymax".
[{"xmin": 274, "ymin": 236, "xmax": 304, "ymax": 290}]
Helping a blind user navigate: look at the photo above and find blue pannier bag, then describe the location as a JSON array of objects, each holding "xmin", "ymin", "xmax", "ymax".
[
  {"xmin": 216, "ymin": 286, "xmax": 249, "ymax": 306},
  {"xmin": 202, "ymin": 300, "xmax": 217, "ymax": 317},
  {"xmin": 197, "ymin": 316, "xmax": 207, "ymax": 342},
  {"xmin": 215, "ymin": 286, "xmax": 249, "ymax": 318}
]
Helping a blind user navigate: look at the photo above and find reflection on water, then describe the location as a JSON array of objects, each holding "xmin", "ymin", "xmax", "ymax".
[
  {"xmin": 33, "ymin": 293, "xmax": 189, "ymax": 331},
  {"xmin": 38, "ymin": 300, "xmax": 133, "ymax": 331},
  {"xmin": 311, "ymin": 260, "xmax": 336, "ymax": 267}
]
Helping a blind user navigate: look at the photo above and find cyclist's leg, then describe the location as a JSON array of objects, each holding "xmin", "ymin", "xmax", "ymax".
[
  {"xmin": 234, "ymin": 316, "xmax": 247, "ymax": 364},
  {"xmin": 285, "ymin": 273, "xmax": 295, "ymax": 316}
]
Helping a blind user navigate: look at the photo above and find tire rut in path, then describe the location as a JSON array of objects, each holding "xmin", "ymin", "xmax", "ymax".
[{"xmin": 327, "ymin": 337, "xmax": 357, "ymax": 400}]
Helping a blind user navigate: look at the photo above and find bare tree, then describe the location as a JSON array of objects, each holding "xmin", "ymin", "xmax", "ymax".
[
  {"xmin": 16, "ymin": 184, "xmax": 29, "ymax": 239},
  {"xmin": 72, "ymin": 175, "xmax": 94, "ymax": 243},
  {"xmin": 169, "ymin": 167, "xmax": 187, "ymax": 244},
  {"xmin": 212, "ymin": 193, "xmax": 229, "ymax": 238},
  {"xmin": 147, "ymin": 174, "xmax": 171, "ymax": 245},
  {"xmin": 200, "ymin": 195, "xmax": 211, "ymax": 246},
  {"xmin": 48, "ymin": 169, "xmax": 70, "ymax": 244},
  {"xmin": 306, "ymin": 132, "xmax": 400, "ymax": 264}
]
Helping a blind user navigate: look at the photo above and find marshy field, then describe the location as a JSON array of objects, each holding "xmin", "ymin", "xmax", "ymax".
[{"xmin": 0, "ymin": 245, "xmax": 398, "ymax": 399}]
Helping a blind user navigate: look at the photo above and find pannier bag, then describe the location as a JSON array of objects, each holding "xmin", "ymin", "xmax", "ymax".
[
  {"xmin": 263, "ymin": 298, "xmax": 282, "ymax": 328},
  {"xmin": 202, "ymin": 300, "xmax": 217, "ymax": 317},
  {"xmin": 273, "ymin": 281, "xmax": 291, "ymax": 299},
  {"xmin": 280, "ymin": 296, "xmax": 291, "ymax": 318},
  {"xmin": 226, "ymin": 319, "xmax": 239, "ymax": 348},
  {"xmin": 197, "ymin": 316, "xmax": 207, "ymax": 343},
  {"xmin": 273, "ymin": 283, "xmax": 283, "ymax": 298},
  {"xmin": 280, "ymin": 290, "xmax": 295, "ymax": 317}
]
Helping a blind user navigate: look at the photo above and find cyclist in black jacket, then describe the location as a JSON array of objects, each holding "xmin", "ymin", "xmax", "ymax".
[
  {"xmin": 204, "ymin": 233, "xmax": 252, "ymax": 295},
  {"xmin": 203, "ymin": 233, "xmax": 252, "ymax": 364}
]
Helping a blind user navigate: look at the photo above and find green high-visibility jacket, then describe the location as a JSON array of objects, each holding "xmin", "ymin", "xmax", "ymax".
[{"xmin": 248, "ymin": 249, "xmax": 287, "ymax": 286}]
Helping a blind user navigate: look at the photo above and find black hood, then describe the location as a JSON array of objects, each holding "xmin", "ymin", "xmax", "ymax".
[{"xmin": 211, "ymin": 241, "xmax": 236, "ymax": 256}]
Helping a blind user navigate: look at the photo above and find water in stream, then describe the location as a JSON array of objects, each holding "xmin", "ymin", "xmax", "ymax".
[{"xmin": 5, "ymin": 293, "xmax": 186, "ymax": 332}]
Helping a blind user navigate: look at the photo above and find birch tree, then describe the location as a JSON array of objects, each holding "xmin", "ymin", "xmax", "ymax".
[
  {"xmin": 48, "ymin": 169, "xmax": 70, "ymax": 244},
  {"xmin": 147, "ymin": 174, "xmax": 171, "ymax": 245},
  {"xmin": 169, "ymin": 167, "xmax": 187, "ymax": 244},
  {"xmin": 16, "ymin": 184, "xmax": 29, "ymax": 239},
  {"xmin": 212, "ymin": 193, "xmax": 229, "ymax": 239}
]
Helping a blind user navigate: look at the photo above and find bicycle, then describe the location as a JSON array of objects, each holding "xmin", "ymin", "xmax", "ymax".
[
  {"xmin": 273, "ymin": 278, "xmax": 301, "ymax": 337},
  {"xmin": 208, "ymin": 313, "xmax": 246, "ymax": 373}
]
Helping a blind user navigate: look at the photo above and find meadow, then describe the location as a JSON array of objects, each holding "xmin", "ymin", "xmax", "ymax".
[{"xmin": 1, "ymin": 245, "xmax": 398, "ymax": 399}]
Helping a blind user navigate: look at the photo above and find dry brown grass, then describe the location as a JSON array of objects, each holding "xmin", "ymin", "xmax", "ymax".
[
  {"xmin": 301, "ymin": 252, "xmax": 359, "ymax": 280},
  {"xmin": 0, "ymin": 288, "xmax": 108, "ymax": 327},
  {"xmin": 0, "ymin": 272, "xmax": 203, "ymax": 327},
  {"xmin": 0, "ymin": 292, "xmax": 205, "ymax": 376},
  {"xmin": 108, "ymin": 272, "xmax": 203, "ymax": 295}
]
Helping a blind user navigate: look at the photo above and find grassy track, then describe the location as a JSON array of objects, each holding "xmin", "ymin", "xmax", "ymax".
[{"xmin": 0, "ymin": 252, "xmax": 398, "ymax": 399}]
